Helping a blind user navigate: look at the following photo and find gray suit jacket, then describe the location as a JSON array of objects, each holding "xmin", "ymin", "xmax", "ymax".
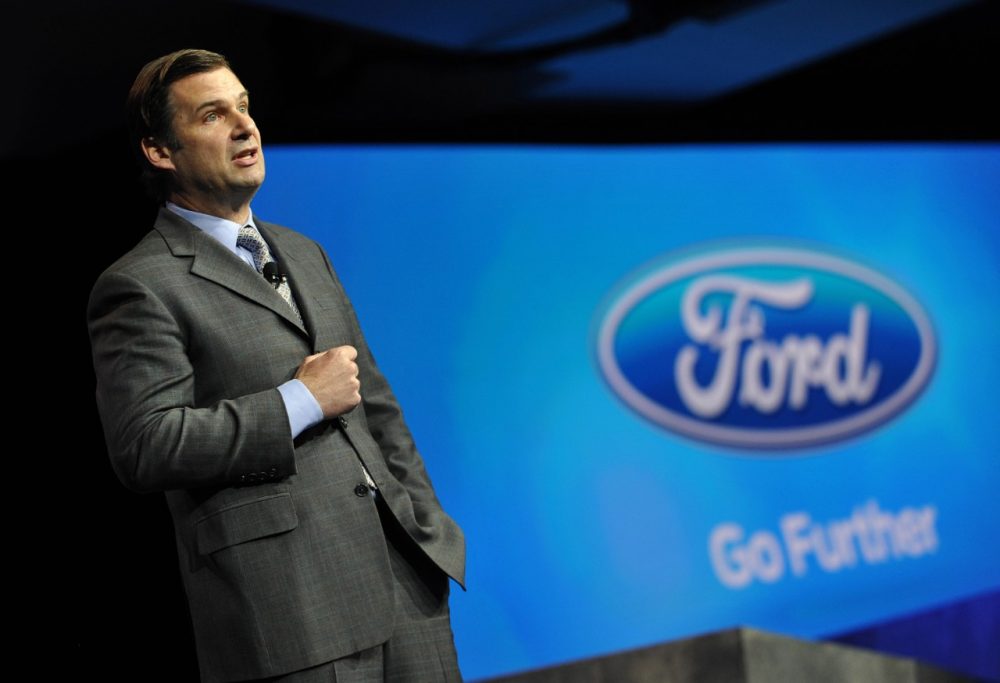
[{"xmin": 88, "ymin": 208, "xmax": 465, "ymax": 682}]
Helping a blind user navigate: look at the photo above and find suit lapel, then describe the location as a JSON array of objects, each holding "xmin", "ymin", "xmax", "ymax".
[
  {"xmin": 256, "ymin": 218, "xmax": 323, "ymax": 344},
  {"xmin": 154, "ymin": 208, "xmax": 308, "ymax": 336}
]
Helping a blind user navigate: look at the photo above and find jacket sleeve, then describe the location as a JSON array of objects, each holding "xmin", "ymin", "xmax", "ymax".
[{"xmin": 88, "ymin": 269, "xmax": 297, "ymax": 493}]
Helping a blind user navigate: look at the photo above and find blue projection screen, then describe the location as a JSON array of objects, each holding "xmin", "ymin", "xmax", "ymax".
[{"xmin": 253, "ymin": 145, "xmax": 1000, "ymax": 681}]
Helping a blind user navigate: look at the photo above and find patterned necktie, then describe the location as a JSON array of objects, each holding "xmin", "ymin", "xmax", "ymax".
[{"xmin": 237, "ymin": 225, "xmax": 303, "ymax": 324}]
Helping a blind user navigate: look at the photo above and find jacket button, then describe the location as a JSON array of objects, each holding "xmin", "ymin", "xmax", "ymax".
[
  {"xmin": 354, "ymin": 483, "xmax": 370, "ymax": 497},
  {"xmin": 338, "ymin": 416, "xmax": 349, "ymax": 428}
]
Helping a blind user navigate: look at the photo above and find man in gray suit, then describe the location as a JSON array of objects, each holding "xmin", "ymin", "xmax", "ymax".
[{"xmin": 88, "ymin": 49, "xmax": 465, "ymax": 682}]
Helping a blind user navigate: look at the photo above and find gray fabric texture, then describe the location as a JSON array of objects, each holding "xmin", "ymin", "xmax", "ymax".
[{"xmin": 88, "ymin": 208, "xmax": 465, "ymax": 682}]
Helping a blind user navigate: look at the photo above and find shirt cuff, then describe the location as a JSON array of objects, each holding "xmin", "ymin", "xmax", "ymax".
[{"xmin": 277, "ymin": 379, "xmax": 325, "ymax": 439}]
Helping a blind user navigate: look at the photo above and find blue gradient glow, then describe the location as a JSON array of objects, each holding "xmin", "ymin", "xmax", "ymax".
[{"xmin": 253, "ymin": 145, "xmax": 1000, "ymax": 681}]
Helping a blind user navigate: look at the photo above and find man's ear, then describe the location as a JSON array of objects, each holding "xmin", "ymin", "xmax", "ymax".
[{"xmin": 140, "ymin": 137, "xmax": 176, "ymax": 171}]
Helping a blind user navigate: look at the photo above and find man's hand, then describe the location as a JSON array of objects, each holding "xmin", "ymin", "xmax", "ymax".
[{"xmin": 295, "ymin": 345, "xmax": 362, "ymax": 418}]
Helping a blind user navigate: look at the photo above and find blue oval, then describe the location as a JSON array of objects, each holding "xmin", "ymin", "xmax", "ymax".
[{"xmin": 595, "ymin": 246, "xmax": 936, "ymax": 450}]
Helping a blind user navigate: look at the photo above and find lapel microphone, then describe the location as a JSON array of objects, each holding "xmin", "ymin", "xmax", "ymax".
[{"xmin": 262, "ymin": 262, "xmax": 288, "ymax": 289}]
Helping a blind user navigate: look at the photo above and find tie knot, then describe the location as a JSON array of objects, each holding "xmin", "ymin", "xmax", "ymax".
[
  {"xmin": 237, "ymin": 225, "xmax": 272, "ymax": 272},
  {"xmin": 236, "ymin": 224, "xmax": 266, "ymax": 250}
]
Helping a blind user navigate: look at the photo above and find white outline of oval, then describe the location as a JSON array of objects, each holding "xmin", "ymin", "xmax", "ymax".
[{"xmin": 596, "ymin": 247, "xmax": 937, "ymax": 450}]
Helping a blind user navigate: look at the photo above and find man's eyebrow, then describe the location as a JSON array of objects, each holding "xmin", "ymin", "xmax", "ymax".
[{"xmin": 194, "ymin": 91, "xmax": 250, "ymax": 113}]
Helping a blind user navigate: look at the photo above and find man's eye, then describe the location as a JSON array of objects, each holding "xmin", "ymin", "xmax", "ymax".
[
  {"xmin": 238, "ymin": 104, "xmax": 248, "ymax": 114},
  {"xmin": 205, "ymin": 112, "xmax": 218, "ymax": 122}
]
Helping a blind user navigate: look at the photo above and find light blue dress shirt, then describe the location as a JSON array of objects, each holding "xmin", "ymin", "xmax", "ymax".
[{"xmin": 166, "ymin": 202, "xmax": 324, "ymax": 439}]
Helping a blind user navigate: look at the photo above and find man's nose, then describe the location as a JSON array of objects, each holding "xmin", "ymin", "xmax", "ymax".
[{"xmin": 232, "ymin": 112, "xmax": 257, "ymax": 139}]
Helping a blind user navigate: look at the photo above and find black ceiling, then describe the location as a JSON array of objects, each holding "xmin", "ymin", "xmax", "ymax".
[{"xmin": 4, "ymin": 0, "xmax": 998, "ymax": 160}]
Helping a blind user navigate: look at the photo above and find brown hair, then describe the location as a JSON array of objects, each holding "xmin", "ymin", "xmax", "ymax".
[{"xmin": 127, "ymin": 49, "xmax": 232, "ymax": 202}]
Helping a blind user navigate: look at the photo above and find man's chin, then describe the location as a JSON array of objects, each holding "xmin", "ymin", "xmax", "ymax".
[{"xmin": 235, "ymin": 171, "xmax": 265, "ymax": 192}]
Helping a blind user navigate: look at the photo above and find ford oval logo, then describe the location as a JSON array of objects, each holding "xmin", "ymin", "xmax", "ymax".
[{"xmin": 595, "ymin": 245, "xmax": 936, "ymax": 450}]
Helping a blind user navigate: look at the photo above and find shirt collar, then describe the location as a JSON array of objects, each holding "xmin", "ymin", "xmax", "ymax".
[{"xmin": 165, "ymin": 201, "xmax": 257, "ymax": 252}]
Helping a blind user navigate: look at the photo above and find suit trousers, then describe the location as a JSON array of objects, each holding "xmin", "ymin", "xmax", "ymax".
[{"xmin": 261, "ymin": 494, "xmax": 462, "ymax": 683}]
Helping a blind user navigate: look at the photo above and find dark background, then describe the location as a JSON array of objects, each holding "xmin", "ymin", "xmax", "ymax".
[{"xmin": 6, "ymin": 0, "xmax": 996, "ymax": 679}]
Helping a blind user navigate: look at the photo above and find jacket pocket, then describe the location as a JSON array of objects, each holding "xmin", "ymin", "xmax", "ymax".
[{"xmin": 195, "ymin": 492, "xmax": 298, "ymax": 555}]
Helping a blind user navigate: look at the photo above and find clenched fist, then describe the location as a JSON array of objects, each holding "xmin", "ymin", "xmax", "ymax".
[{"xmin": 295, "ymin": 345, "xmax": 361, "ymax": 418}]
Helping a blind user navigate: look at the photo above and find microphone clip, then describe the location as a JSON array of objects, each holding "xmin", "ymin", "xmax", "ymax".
[{"xmin": 262, "ymin": 262, "xmax": 288, "ymax": 289}]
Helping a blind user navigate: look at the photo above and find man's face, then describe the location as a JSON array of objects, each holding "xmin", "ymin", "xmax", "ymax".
[{"xmin": 161, "ymin": 67, "xmax": 264, "ymax": 210}]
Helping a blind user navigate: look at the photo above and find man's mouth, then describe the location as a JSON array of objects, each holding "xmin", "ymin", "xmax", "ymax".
[{"xmin": 233, "ymin": 147, "xmax": 259, "ymax": 166}]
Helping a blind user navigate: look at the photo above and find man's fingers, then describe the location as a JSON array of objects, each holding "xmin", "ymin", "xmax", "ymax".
[{"xmin": 332, "ymin": 345, "xmax": 358, "ymax": 361}]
